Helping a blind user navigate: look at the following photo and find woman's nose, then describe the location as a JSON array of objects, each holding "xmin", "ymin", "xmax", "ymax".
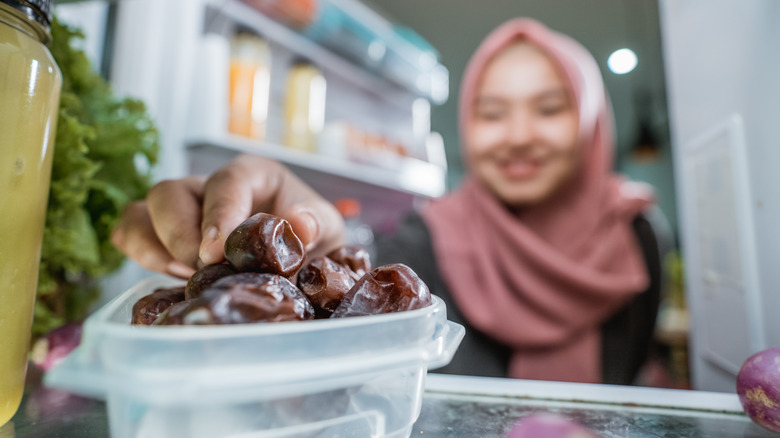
[{"xmin": 505, "ymin": 109, "xmax": 535, "ymax": 147}]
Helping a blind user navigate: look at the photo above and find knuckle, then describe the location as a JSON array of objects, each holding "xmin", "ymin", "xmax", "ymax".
[
  {"xmin": 162, "ymin": 228, "xmax": 200, "ymax": 266},
  {"xmin": 165, "ymin": 224, "xmax": 197, "ymax": 249},
  {"xmin": 136, "ymin": 251, "xmax": 166, "ymax": 272},
  {"xmin": 147, "ymin": 179, "xmax": 175, "ymax": 201}
]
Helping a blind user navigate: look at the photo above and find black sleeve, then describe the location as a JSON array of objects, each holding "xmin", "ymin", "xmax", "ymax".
[
  {"xmin": 375, "ymin": 212, "xmax": 511, "ymax": 377},
  {"xmin": 599, "ymin": 214, "xmax": 663, "ymax": 385}
]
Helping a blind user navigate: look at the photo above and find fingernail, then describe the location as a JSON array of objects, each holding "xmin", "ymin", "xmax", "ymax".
[
  {"xmin": 199, "ymin": 245, "xmax": 219, "ymax": 265},
  {"xmin": 203, "ymin": 226, "xmax": 219, "ymax": 241},
  {"xmin": 167, "ymin": 261, "xmax": 195, "ymax": 279},
  {"xmin": 199, "ymin": 227, "xmax": 220, "ymax": 265}
]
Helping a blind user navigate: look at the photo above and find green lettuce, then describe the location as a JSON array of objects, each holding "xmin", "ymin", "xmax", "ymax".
[{"xmin": 33, "ymin": 18, "xmax": 160, "ymax": 336}]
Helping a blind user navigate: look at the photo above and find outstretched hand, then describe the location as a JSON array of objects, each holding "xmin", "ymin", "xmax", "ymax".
[{"xmin": 112, "ymin": 155, "xmax": 346, "ymax": 279}]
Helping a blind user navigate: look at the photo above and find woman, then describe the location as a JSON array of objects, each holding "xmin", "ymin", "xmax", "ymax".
[
  {"xmin": 113, "ymin": 19, "xmax": 661, "ymax": 384},
  {"xmin": 376, "ymin": 19, "xmax": 662, "ymax": 384}
]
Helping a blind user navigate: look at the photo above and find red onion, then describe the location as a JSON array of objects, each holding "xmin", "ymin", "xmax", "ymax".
[
  {"xmin": 737, "ymin": 347, "xmax": 780, "ymax": 433},
  {"xmin": 30, "ymin": 322, "xmax": 82, "ymax": 371}
]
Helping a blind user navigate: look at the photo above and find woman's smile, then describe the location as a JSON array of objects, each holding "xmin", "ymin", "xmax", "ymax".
[{"xmin": 498, "ymin": 156, "xmax": 542, "ymax": 180}]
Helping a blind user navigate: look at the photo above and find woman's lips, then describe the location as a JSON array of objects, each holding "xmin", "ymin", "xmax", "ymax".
[{"xmin": 499, "ymin": 159, "xmax": 541, "ymax": 180}]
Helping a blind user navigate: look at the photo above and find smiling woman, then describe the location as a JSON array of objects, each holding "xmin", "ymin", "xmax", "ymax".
[{"xmin": 378, "ymin": 18, "xmax": 663, "ymax": 384}]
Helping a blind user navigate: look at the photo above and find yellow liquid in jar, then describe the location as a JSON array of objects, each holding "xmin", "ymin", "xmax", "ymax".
[
  {"xmin": 0, "ymin": 6, "xmax": 61, "ymax": 426},
  {"xmin": 284, "ymin": 63, "xmax": 326, "ymax": 152}
]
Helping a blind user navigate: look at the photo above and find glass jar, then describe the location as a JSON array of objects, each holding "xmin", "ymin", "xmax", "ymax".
[
  {"xmin": 283, "ymin": 59, "xmax": 326, "ymax": 152},
  {"xmin": 0, "ymin": 0, "xmax": 61, "ymax": 426},
  {"xmin": 228, "ymin": 27, "xmax": 271, "ymax": 140}
]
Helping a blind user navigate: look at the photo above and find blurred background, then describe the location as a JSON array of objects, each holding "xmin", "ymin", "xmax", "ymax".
[{"xmin": 50, "ymin": 0, "xmax": 780, "ymax": 393}]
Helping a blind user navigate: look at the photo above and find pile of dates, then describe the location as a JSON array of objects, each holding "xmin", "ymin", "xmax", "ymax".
[{"xmin": 131, "ymin": 213, "xmax": 431, "ymax": 326}]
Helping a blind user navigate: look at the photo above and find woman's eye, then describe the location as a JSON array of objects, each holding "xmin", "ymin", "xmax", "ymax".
[
  {"xmin": 476, "ymin": 109, "xmax": 505, "ymax": 121},
  {"xmin": 538, "ymin": 105, "xmax": 566, "ymax": 116}
]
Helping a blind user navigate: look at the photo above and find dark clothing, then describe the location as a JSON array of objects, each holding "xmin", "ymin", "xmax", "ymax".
[{"xmin": 375, "ymin": 211, "xmax": 662, "ymax": 385}]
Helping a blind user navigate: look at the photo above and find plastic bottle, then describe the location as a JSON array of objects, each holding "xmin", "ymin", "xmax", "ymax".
[
  {"xmin": 335, "ymin": 198, "xmax": 376, "ymax": 261},
  {"xmin": 0, "ymin": 0, "xmax": 61, "ymax": 426},
  {"xmin": 228, "ymin": 27, "xmax": 271, "ymax": 140},
  {"xmin": 283, "ymin": 58, "xmax": 326, "ymax": 152}
]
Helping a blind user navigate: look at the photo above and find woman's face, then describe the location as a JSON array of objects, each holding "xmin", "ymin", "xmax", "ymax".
[{"xmin": 466, "ymin": 41, "xmax": 580, "ymax": 207}]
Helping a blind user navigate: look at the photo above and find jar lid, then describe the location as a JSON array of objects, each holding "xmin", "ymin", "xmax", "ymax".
[{"xmin": 2, "ymin": 0, "xmax": 52, "ymax": 30}]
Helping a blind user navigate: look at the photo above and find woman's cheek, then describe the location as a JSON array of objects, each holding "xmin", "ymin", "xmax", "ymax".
[
  {"xmin": 466, "ymin": 122, "xmax": 504, "ymax": 157},
  {"xmin": 544, "ymin": 114, "xmax": 579, "ymax": 153}
]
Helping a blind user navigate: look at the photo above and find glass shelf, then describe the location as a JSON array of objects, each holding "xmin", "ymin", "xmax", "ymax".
[{"xmin": 187, "ymin": 134, "xmax": 446, "ymax": 199}]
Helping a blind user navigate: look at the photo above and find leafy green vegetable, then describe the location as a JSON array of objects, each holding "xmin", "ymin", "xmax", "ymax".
[{"xmin": 33, "ymin": 18, "xmax": 160, "ymax": 336}]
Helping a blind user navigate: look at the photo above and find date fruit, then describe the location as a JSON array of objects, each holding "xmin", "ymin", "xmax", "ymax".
[
  {"xmin": 134, "ymin": 217, "xmax": 433, "ymax": 327},
  {"xmin": 152, "ymin": 299, "xmax": 193, "ymax": 326},
  {"xmin": 185, "ymin": 263, "xmax": 237, "ymax": 300},
  {"xmin": 131, "ymin": 286, "xmax": 186, "ymax": 325},
  {"xmin": 225, "ymin": 213, "xmax": 305, "ymax": 277},
  {"xmin": 327, "ymin": 245, "xmax": 371, "ymax": 281},
  {"xmin": 159, "ymin": 273, "xmax": 315, "ymax": 325},
  {"xmin": 331, "ymin": 264, "xmax": 431, "ymax": 318},
  {"xmin": 297, "ymin": 256, "xmax": 355, "ymax": 316}
]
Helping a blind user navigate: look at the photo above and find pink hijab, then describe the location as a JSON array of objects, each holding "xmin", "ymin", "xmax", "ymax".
[{"xmin": 422, "ymin": 18, "xmax": 653, "ymax": 383}]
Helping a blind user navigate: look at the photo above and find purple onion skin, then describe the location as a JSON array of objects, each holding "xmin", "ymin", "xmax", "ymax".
[
  {"xmin": 31, "ymin": 323, "xmax": 83, "ymax": 371},
  {"xmin": 737, "ymin": 347, "xmax": 780, "ymax": 434}
]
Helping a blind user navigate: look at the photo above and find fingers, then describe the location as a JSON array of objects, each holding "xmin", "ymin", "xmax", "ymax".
[
  {"xmin": 117, "ymin": 153, "xmax": 346, "ymax": 273},
  {"xmin": 248, "ymin": 156, "xmax": 346, "ymax": 257},
  {"xmin": 198, "ymin": 155, "xmax": 346, "ymax": 264},
  {"xmin": 198, "ymin": 156, "xmax": 275, "ymax": 264},
  {"xmin": 146, "ymin": 176, "xmax": 207, "ymax": 268},
  {"xmin": 112, "ymin": 201, "xmax": 196, "ymax": 279}
]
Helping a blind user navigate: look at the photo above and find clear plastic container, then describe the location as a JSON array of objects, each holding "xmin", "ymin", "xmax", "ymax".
[{"xmin": 45, "ymin": 275, "xmax": 463, "ymax": 438}]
